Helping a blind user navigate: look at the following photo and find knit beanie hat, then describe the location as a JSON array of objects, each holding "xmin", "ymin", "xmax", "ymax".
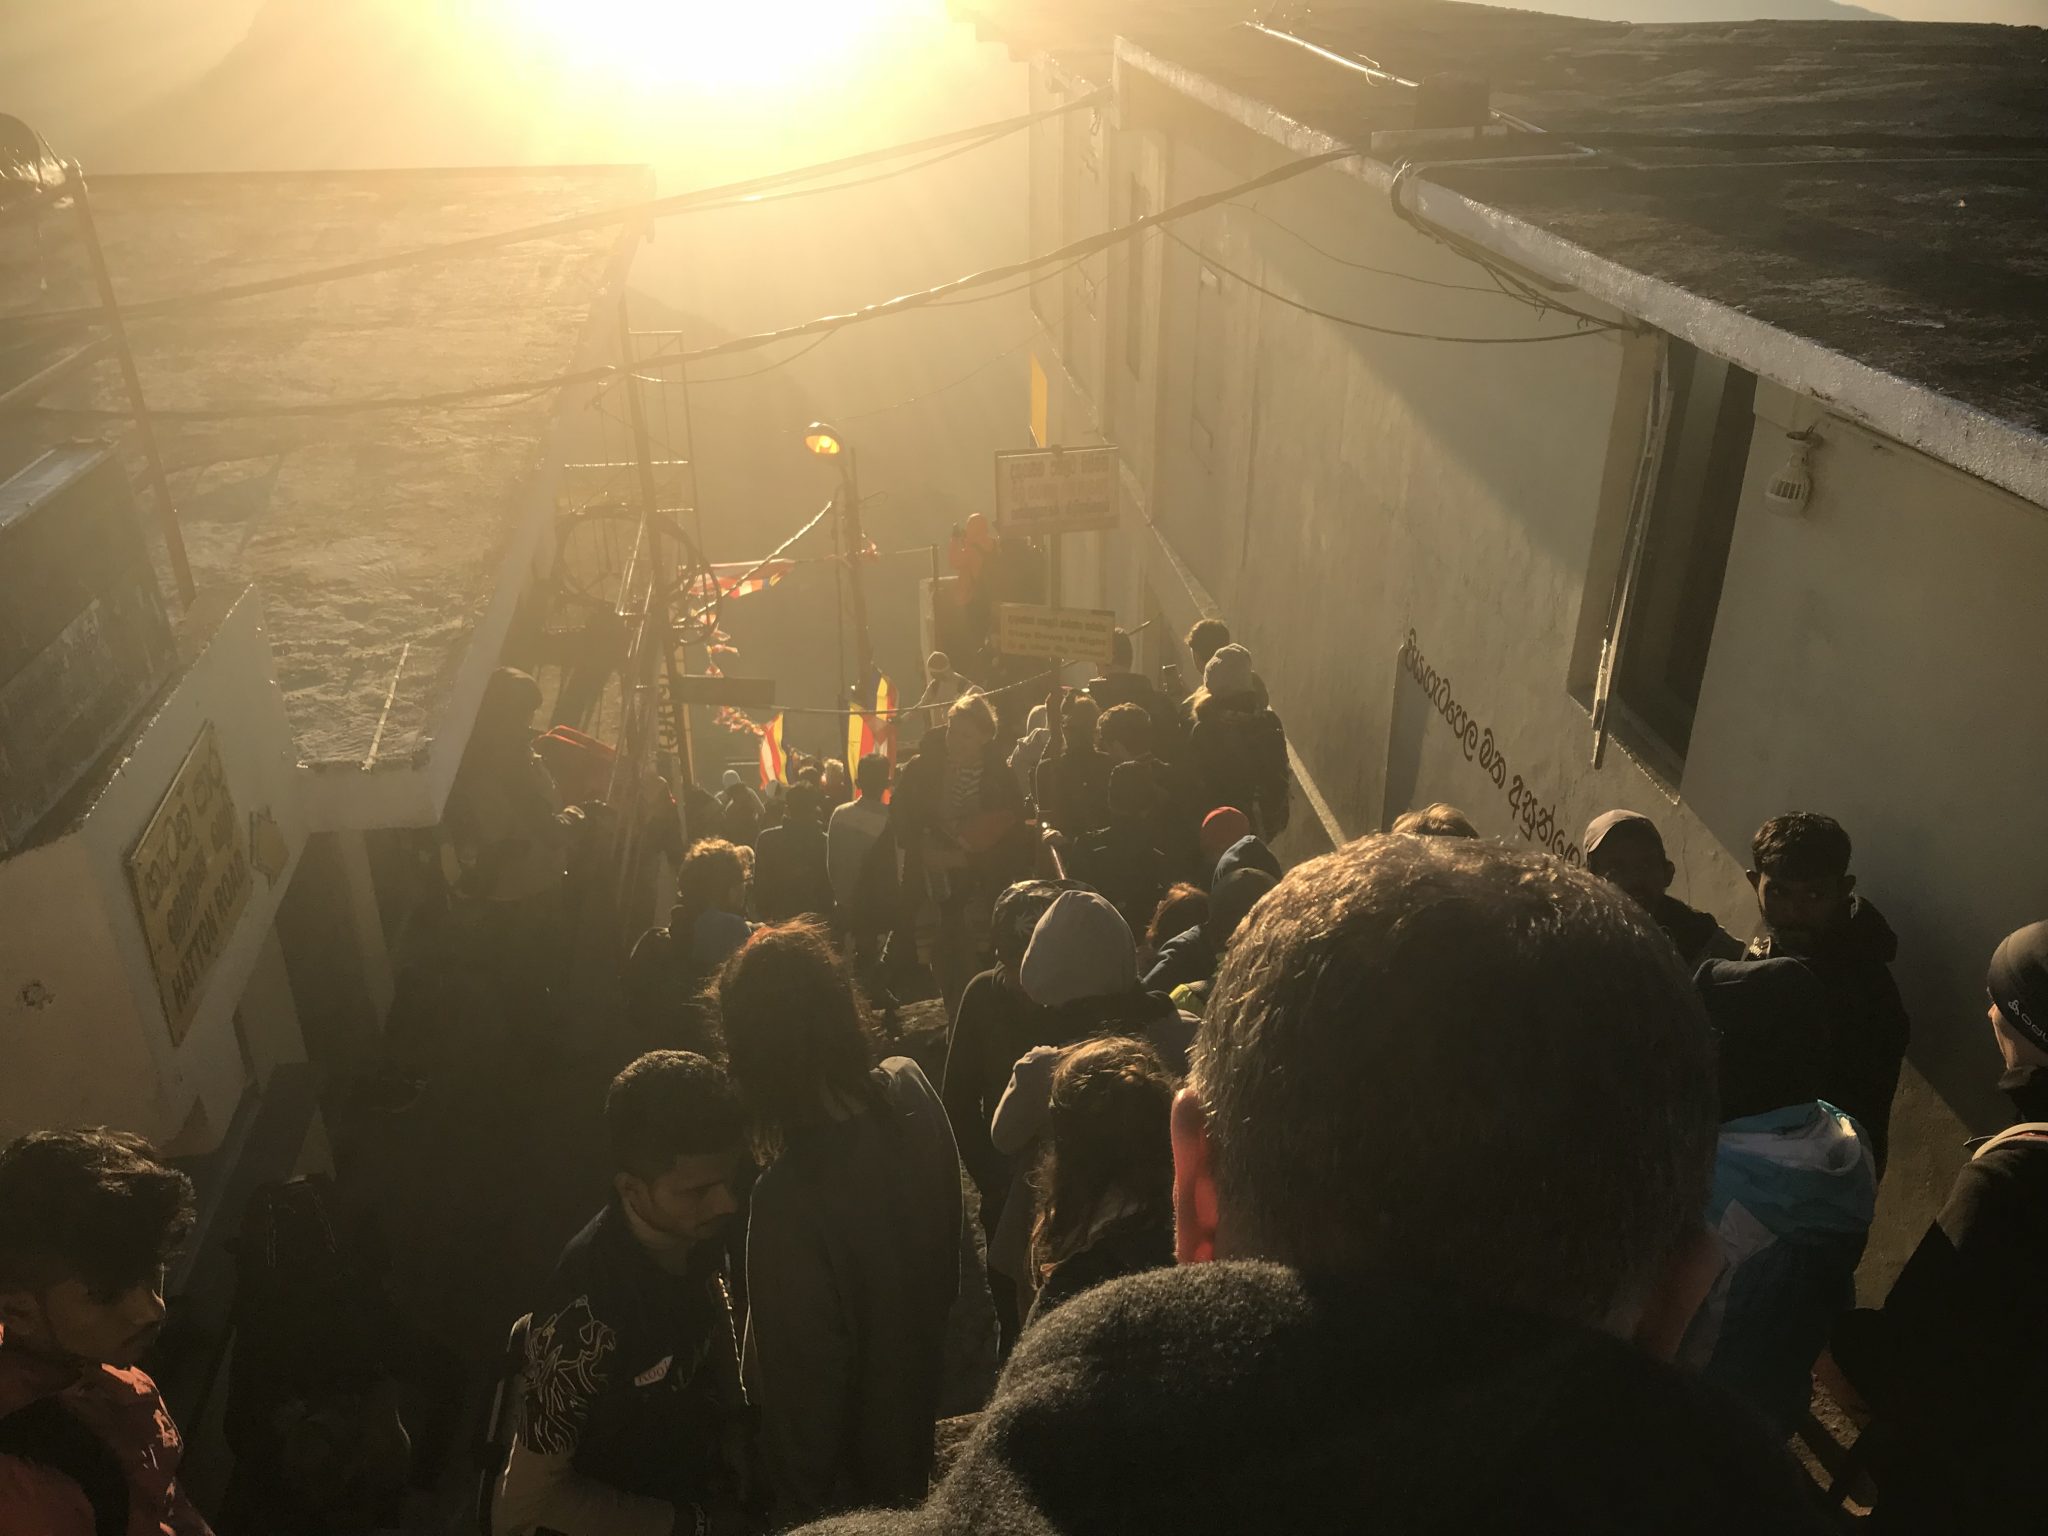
[
  {"xmin": 1203, "ymin": 643, "xmax": 1256, "ymax": 701},
  {"xmin": 1021, "ymin": 891, "xmax": 1138, "ymax": 1008},
  {"xmin": 1199, "ymin": 807, "xmax": 1251, "ymax": 864},
  {"xmin": 1989, "ymin": 919, "xmax": 2048, "ymax": 1054}
]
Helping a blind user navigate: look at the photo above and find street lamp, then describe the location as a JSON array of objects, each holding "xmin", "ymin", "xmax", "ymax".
[{"xmin": 801, "ymin": 422, "xmax": 873, "ymax": 727}]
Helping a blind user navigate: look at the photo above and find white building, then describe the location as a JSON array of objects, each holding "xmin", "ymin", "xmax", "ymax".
[
  {"xmin": 0, "ymin": 160, "xmax": 643, "ymax": 1406},
  {"xmin": 963, "ymin": 2, "xmax": 2048, "ymax": 1284}
]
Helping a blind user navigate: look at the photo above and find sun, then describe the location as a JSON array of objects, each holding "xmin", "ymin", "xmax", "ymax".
[{"xmin": 493, "ymin": 0, "xmax": 926, "ymax": 99}]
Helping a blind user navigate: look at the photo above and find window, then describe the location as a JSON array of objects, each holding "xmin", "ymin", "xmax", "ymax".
[
  {"xmin": 1601, "ymin": 340, "xmax": 1757, "ymax": 775},
  {"xmin": 1124, "ymin": 176, "xmax": 1147, "ymax": 377}
]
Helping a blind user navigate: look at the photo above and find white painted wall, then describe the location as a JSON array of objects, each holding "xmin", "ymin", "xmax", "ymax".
[
  {"xmin": 0, "ymin": 590, "xmax": 309, "ymax": 1151},
  {"xmin": 1040, "ymin": 80, "xmax": 2048, "ymax": 1283}
]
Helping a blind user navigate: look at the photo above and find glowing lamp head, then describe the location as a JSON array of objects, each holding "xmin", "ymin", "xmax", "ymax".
[{"xmin": 803, "ymin": 422, "xmax": 846, "ymax": 458}]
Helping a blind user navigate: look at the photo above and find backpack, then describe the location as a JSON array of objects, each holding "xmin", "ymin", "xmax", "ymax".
[{"xmin": 0, "ymin": 1397, "xmax": 128, "ymax": 1536}]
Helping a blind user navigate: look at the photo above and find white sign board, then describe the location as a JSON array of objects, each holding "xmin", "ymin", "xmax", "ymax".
[
  {"xmin": 993, "ymin": 445, "xmax": 1120, "ymax": 536},
  {"xmin": 996, "ymin": 603, "xmax": 1118, "ymax": 667}
]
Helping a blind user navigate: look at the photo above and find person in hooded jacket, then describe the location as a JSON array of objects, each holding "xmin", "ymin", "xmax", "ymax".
[
  {"xmin": 986, "ymin": 893, "xmax": 1194, "ymax": 1319},
  {"xmin": 786, "ymin": 838, "xmax": 1829, "ymax": 1536},
  {"xmin": 1143, "ymin": 866, "xmax": 1276, "ymax": 998},
  {"xmin": 1032, "ymin": 695, "xmax": 1110, "ymax": 838},
  {"xmin": 1743, "ymin": 813, "xmax": 1911, "ymax": 1174},
  {"xmin": 1065, "ymin": 764, "xmax": 1168, "ymax": 937},
  {"xmin": 1584, "ymin": 810, "xmax": 1744, "ymax": 970},
  {"xmin": 1187, "ymin": 646, "xmax": 1289, "ymax": 841},
  {"xmin": 1684, "ymin": 958, "xmax": 1876, "ymax": 1436},
  {"xmin": 1827, "ymin": 919, "xmax": 2048, "ymax": 1535},
  {"xmin": 624, "ymin": 840, "xmax": 755, "ymax": 1052}
]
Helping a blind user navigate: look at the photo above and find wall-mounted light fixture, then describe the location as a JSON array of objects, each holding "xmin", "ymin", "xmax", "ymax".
[{"xmin": 1765, "ymin": 429, "xmax": 1817, "ymax": 514}]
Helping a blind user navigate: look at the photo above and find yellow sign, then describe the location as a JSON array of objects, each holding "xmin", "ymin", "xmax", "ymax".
[
  {"xmin": 993, "ymin": 445, "xmax": 1120, "ymax": 537},
  {"xmin": 1029, "ymin": 353, "xmax": 1049, "ymax": 449},
  {"xmin": 996, "ymin": 602, "xmax": 1119, "ymax": 667},
  {"xmin": 127, "ymin": 723, "xmax": 251, "ymax": 1046}
]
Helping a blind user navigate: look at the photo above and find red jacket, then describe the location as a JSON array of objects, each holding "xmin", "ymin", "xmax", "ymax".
[{"xmin": 0, "ymin": 1328, "xmax": 212, "ymax": 1536}]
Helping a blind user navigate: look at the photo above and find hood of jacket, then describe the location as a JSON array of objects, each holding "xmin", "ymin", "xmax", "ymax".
[{"xmin": 792, "ymin": 1261, "xmax": 1825, "ymax": 1536}]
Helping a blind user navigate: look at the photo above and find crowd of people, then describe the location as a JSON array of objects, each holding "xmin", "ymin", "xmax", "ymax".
[{"xmin": 3, "ymin": 614, "xmax": 2044, "ymax": 1536}]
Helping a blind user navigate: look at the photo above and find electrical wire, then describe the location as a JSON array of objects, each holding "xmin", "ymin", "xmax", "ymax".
[
  {"xmin": 41, "ymin": 150, "xmax": 1358, "ymax": 422},
  {"xmin": 1161, "ymin": 225, "xmax": 1620, "ymax": 343},
  {"xmin": 682, "ymin": 329, "xmax": 840, "ymax": 385},
  {"xmin": 1223, "ymin": 200, "xmax": 1506, "ymax": 294},
  {"xmin": 10, "ymin": 91, "xmax": 1109, "ymax": 333},
  {"xmin": 839, "ymin": 320, "xmax": 1051, "ymax": 422}
]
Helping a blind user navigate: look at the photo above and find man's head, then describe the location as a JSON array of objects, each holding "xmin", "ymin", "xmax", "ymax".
[
  {"xmin": 1696, "ymin": 959, "xmax": 1831, "ymax": 1121},
  {"xmin": 785, "ymin": 783, "xmax": 824, "ymax": 827},
  {"xmin": 1748, "ymin": 813, "xmax": 1855, "ymax": 954},
  {"xmin": 1174, "ymin": 837, "xmax": 1718, "ymax": 1346},
  {"xmin": 947, "ymin": 690, "xmax": 997, "ymax": 756},
  {"xmin": 822, "ymin": 758, "xmax": 849, "ymax": 798},
  {"xmin": 927, "ymin": 651, "xmax": 952, "ymax": 682},
  {"xmin": 1200, "ymin": 644, "xmax": 1257, "ymax": 707},
  {"xmin": 606, "ymin": 1053, "xmax": 744, "ymax": 1245},
  {"xmin": 1390, "ymin": 803, "xmax": 1480, "ymax": 840},
  {"xmin": 1987, "ymin": 919, "xmax": 2048, "ymax": 1072},
  {"xmin": 0, "ymin": 1129, "xmax": 194, "ymax": 1367},
  {"xmin": 1062, "ymin": 692, "xmax": 1100, "ymax": 751},
  {"xmin": 477, "ymin": 667, "xmax": 543, "ymax": 754},
  {"xmin": 1021, "ymin": 890, "xmax": 1139, "ymax": 1008},
  {"xmin": 1108, "ymin": 629, "xmax": 1134, "ymax": 675},
  {"xmin": 1186, "ymin": 618, "xmax": 1232, "ymax": 673},
  {"xmin": 992, "ymin": 880, "xmax": 1071, "ymax": 974},
  {"xmin": 716, "ymin": 922, "xmax": 875, "ymax": 1149},
  {"xmin": 679, "ymin": 838, "xmax": 747, "ymax": 915},
  {"xmin": 1097, "ymin": 702, "xmax": 1152, "ymax": 765},
  {"xmin": 854, "ymin": 752, "xmax": 891, "ymax": 799},
  {"xmin": 1584, "ymin": 810, "xmax": 1674, "ymax": 913},
  {"xmin": 1199, "ymin": 807, "xmax": 1251, "ymax": 867}
]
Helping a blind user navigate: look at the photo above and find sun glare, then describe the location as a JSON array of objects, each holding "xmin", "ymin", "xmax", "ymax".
[{"xmin": 496, "ymin": 0, "xmax": 926, "ymax": 98}]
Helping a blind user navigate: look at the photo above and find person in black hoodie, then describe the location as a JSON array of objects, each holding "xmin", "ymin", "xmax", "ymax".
[
  {"xmin": 1065, "ymin": 762, "xmax": 1168, "ymax": 935},
  {"xmin": 1827, "ymin": 918, "xmax": 2048, "ymax": 1535},
  {"xmin": 1744, "ymin": 812, "xmax": 1912, "ymax": 1173},
  {"xmin": 792, "ymin": 838, "xmax": 1829, "ymax": 1536},
  {"xmin": 754, "ymin": 783, "xmax": 836, "ymax": 925},
  {"xmin": 1187, "ymin": 645, "xmax": 1289, "ymax": 841},
  {"xmin": 1583, "ymin": 809, "xmax": 1744, "ymax": 969}
]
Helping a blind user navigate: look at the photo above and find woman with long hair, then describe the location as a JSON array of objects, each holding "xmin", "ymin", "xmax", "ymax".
[
  {"xmin": 1026, "ymin": 1036, "xmax": 1177, "ymax": 1325},
  {"xmin": 715, "ymin": 922, "xmax": 974, "ymax": 1525}
]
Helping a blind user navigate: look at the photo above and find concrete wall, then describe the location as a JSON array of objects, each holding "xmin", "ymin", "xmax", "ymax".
[
  {"xmin": 1029, "ymin": 74, "xmax": 2048, "ymax": 1288},
  {"xmin": 0, "ymin": 590, "xmax": 309, "ymax": 1150}
]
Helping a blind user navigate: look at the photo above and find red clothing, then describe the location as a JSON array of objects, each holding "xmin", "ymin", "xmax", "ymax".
[{"xmin": 0, "ymin": 1329, "xmax": 212, "ymax": 1536}]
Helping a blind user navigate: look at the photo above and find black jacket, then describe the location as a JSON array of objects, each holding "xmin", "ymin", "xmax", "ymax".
[
  {"xmin": 755, "ymin": 819, "xmax": 835, "ymax": 925},
  {"xmin": 1188, "ymin": 705, "xmax": 1290, "ymax": 839},
  {"xmin": 521, "ymin": 1203, "xmax": 742, "ymax": 1511},
  {"xmin": 793, "ymin": 1261, "xmax": 1829, "ymax": 1536},
  {"xmin": 1831, "ymin": 1066, "xmax": 2048, "ymax": 1533},
  {"xmin": 1748, "ymin": 897, "xmax": 1911, "ymax": 1170},
  {"xmin": 1654, "ymin": 893, "xmax": 1745, "ymax": 970},
  {"xmin": 748, "ymin": 1059, "xmax": 966, "ymax": 1526},
  {"xmin": 1065, "ymin": 821, "xmax": 1167, "ymax": 935},
  {"xmin": 941, "ymin": 969, "xmax": 1057, "ymax": 1230}
]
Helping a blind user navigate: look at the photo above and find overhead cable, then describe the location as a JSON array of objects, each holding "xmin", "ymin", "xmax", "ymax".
[{"xmin": 10, "ymin": 91, "xmax": 1108, "ymax": 332}]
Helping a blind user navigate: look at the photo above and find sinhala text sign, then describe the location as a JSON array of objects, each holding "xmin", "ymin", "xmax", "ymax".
[
  {"xmin": 993, "ymin": 445, "xmax": 1120, "ymax": 536},
  {"xmin": 996, "ymin": 603, "xmax": 1119, "ymax": 668},
  {"xmin": 127, "ymin": 722, "xmax": 252, "ymax": 1045}
]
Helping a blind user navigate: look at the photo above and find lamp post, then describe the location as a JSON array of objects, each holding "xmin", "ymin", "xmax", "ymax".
[{"xmin": 804, "ymin": 421, "xmax": 874, "ymax": 733}]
